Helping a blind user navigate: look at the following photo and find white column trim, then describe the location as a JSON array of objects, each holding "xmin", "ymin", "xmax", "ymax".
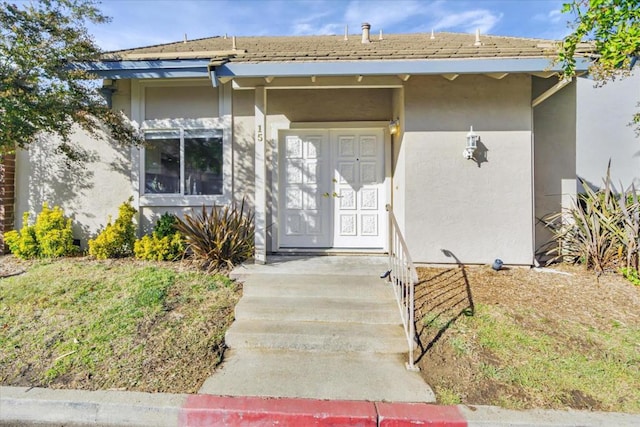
[
  {"xmin": 130, "ymin": 80, "xmax": 143, "ymax": 232},
  {"xmin": 254, "ymin": 87, "xmax": 267, "ymax": 264},
  {"xmin": 269, "ymin": 121, "xmax": 291, "ymax": 252}
]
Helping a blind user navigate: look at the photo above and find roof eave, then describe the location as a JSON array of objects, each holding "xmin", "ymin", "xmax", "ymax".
[{"xmin": 79, "ymin": 57, "xmax": 593, "ymax": 80}]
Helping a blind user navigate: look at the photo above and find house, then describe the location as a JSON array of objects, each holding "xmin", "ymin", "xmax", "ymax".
[
  {"xmin": 576, "ymin": 70, "xmax": 639, "ymax": 190},
  {"xmin": 3, "ymin": 25, "xmax": 599, "ymax": 265}
]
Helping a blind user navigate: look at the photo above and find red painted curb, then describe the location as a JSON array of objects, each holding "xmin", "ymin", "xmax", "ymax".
[
  {"xmin": 179, "ymin": 395, "xmax": 377, "ymax": 427},
  {"xmin": 376, "ymin": 402, "xmax": 467, "ymax": 427}
]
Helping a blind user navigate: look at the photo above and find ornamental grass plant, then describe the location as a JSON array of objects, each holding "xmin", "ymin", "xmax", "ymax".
[
  {"xmin": 175, "ymin": 199, "xmax": 254, "ymax": 271},
  {"xmin": 543, "ymin": 163, "xmax": 639, "ymax": 275}
]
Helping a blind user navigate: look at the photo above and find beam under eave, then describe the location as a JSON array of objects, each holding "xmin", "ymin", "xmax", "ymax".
[
  {"xmin": 209, "ymin": 68, "xmax": 218, "ymax": 87},
  {"xmin": 531, "ymin": 71, "xmax": 557, "ymax": 79},
  {"xmin": 442, "ymin": 74, "xmax": 459, "ymax": 81},
  {"xmin": 265, "ymin": 76, "xmax": 275, "ymax": 83},
  {"xmin": 218, "ymin": 76, "xmax": 233, "ymax": 84},
  {"xmin": 485, "ymin": 72, "xmax": 508, "ymax": 80},
  {"xmin": 532, "ymin": 78, "xmax": 572, "ymax": 108},
  {"xmin": 356, "ymin": 75, "xmax": 364, "ymax": 82},
  {"xmin": 311, "ymin": 75, "xmax": 316, "ymax": 83},
  {"xmin": 398, "ymin": 74, "xmax": 411, "ymax": 81}
]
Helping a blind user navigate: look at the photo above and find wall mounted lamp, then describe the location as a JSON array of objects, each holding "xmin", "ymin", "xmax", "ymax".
[
  {"xmin": 463, "ymin": 126, "xmax": 479, "ymax": 160},
  {"xmin": 389, "ymin": 118, "xmax": 400, "ymax": 135}
]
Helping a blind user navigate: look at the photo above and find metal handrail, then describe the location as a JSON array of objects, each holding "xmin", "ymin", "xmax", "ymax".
[{"xmin": 385, "ymin": 204, "xmax": 420, "ymax": 371}]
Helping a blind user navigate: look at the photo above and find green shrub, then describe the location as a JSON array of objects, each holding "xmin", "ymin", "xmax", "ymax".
[
  {"xmin": 134, "ymin": 232, "xmax": 185, "ymax": 261},
  {"xmin": 89, "ymin": 198, "xmax": 137, "ymax": 259},
  {"xmin": 176, "ymin": 198, "xmax": 254, "ymax": 271},
  {"xmin": 5, "ymin": 204, "xmax": 75, "ymax": 259},
  {"xmin": 621, "ymin": 268, "xmax": 640, "ymax": 286},
  {"xmin": 153, "ymin": 212, "xmax": 179, "ymax": 238},
  {"xmin": 134, "ymin": 213, "xmax": 185, "ymax": 261}
]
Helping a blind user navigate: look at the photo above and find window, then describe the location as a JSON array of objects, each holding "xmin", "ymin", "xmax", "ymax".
[{"xmin": 143, "ymin": 128, "xmax": 223, "ymax": 196}]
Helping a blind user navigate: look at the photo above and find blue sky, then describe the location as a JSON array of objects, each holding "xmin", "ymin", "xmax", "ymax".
[{"xmin": 89, "ymin": 0, "xmax": 574, "ymax": 52}]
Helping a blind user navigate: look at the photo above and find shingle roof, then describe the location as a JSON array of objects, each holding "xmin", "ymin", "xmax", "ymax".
[{"xmin": 103, "ymin": 32, "xmax": 593, "ymax": 63}]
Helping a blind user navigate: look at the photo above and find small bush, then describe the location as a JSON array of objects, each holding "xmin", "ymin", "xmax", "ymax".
[
  {"xmin": 153, "ymin": 212, "xmax": 179, "ymax": 238},
  {"xmin": 542, "ymin": 163, "xmax": 639, "ymax": 273},
  {"xmin": 89, "ymin": 198, "xmax": 137, "ymax": 259},
  {"xmin": 134, "ymin": 233, "xmax": 185, "ymax": 261},
  {"xmin": 621, "ymin": 268, "xmax": 640, "ymax": 286},
  {"xmin": 176, "ymin": 199, "xmax": 254, "ymax": 271},
  {"xmin": 5, "ymin": 203, "xmax": 75, "ymax": 259},
  {"xmin": 134, "ymin": 213, "xmax": 185, "ymax": 261}
]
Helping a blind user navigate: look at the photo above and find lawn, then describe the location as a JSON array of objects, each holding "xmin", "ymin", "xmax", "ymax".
[
  {"xmin": 416, "ymin": 264, "xmax": 640, "ymax": 413},
  {"xmin": 0, "ymin": 256, "xmax": 241, "ymax": 393}
]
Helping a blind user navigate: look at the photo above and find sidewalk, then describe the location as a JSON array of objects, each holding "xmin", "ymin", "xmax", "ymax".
[{"xmin": 2, "ymin": 386, "xmax": 640, "ymax": 427}]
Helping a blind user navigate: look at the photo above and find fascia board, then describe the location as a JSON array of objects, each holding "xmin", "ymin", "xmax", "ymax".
[
  {"xmin": 79, "ymin": 57, "xmax": 593, "ymax": 79},
  {"xmin": 216, "ymin": 57, "xmax": 592, "ymax": 77}
]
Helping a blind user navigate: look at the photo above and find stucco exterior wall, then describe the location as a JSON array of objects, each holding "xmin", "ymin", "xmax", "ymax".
[
  {"xmin": 576, "ymin": 71, "xmax": 640, "ymax": 189},
  {"xmin": 233, "ymin": 90, "xmax": 256, "ymax": 207},
  {"xmin": 391, "ymin": 88, "xmax": 406, "ymax": 232},
  {"xmin": 14, "ymin": 129, "xmax": 132, "ymax": 247},
  {"xmin": 13, "ymin": 79, "xmax": 135, "ymax": 247},
  {"xmin": 267, "ymin": 88, "xmax": 392, "ymax": 123},
  {"xmin": 401, "ymin": 74, "xmax": 534, "ymax": 265},
  {"xmin": 144, "ymin": 85, "xmax": 218, "ymax": 120},
  {"xmin": 532, "ymin": 78, "xmax": 577, "ymax": 255}
]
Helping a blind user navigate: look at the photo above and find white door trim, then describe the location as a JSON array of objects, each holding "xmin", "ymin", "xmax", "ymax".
[{"xmin": 274, "ymin": 123, "xmax": 390, "ymax": 252}]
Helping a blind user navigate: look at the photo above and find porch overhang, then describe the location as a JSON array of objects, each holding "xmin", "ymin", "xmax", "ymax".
[{"xmin": 80, "ymin": 57, "xmax": 593, "ymax": 82}]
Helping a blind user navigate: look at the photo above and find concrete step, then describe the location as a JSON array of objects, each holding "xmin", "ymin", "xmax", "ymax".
[
  {"xmin": 199, "ymin": 348, "xmax": 435, "ymax": 403},
  {"xmin": 230, "ymin": 255, "xmax": 389, "ymax": 280},
  {"xmin": 234, "ymin": 296, "xmax": 400, "ymax": 324},
  {"xmin": 241, "ymin": 274, "xmax": 394, "ymax": 300},
  {"xmin": 226, "ymin": 320, "xmax": 408, "ymax": 353}
]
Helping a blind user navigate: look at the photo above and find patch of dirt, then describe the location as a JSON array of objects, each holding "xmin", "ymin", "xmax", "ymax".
[
  {"xmin": 0, "ymin": 255, "xmax": 33, "ymax": 278},
  {"xmin": 415, "ymin": 263, "xmax": 640, "ymax": 411}
]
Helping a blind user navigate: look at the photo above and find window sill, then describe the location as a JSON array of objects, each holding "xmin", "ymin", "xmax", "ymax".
[{"xmin": 139, "ymin": 194, "xmax": 231, "ymax": 207}]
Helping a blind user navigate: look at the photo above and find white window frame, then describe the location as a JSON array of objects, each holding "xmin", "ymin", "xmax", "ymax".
[
  {"xmin": 130, "ymin": 79, "xmax": 232, "ymax": 207},
  {"xmin": 139, "ymin": 118, "xmax": 231, "ymax": 206}
]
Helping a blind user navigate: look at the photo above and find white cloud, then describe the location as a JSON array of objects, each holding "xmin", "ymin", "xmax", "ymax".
[
  {"xmin": 548, "ymin": 9, "xmax": 563, "ymax": 23},
  {"xmin": 432, "ymin": 10, "xmax": 503, "ymax": 34}
]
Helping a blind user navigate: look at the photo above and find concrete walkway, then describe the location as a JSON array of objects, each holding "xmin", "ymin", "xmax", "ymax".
[{"xmin": 198, "ymin": 255, "xmax": 436, "ymax": 402}]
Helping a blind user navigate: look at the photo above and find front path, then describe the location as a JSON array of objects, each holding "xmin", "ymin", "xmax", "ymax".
[{"xmin": 199, "ymin": 255, "xmax": 435, "ymax": 402}]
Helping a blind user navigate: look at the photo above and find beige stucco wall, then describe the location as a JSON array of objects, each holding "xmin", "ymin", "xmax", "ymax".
[
  {"xmin": 401, "ymin": 74, "xmax": 534, "ymax": 265},
  {"xmin": 576, "ymin": 71, "xmax": 640, "ymax": 189},
  {"xmin": 14, "ymin": 79, "xmax": 135, "ymax": 246},
  {"xmin": 233, "ymin": 90, "xmax": 256, "ymax": 207},
  {"xmin": 145, "ymin": 85, "xmax": 218, "ymax": 120},
  {"xmin": 533, "ymin": 78, "xmax": 577, "ymax": 256},
  {"xmin": 14, "ymin": 128, "xmax": 132, "ymax": 247},
  {"xmin": 391, "ymin": 88, "xmax": 406, "ymax": 232}
]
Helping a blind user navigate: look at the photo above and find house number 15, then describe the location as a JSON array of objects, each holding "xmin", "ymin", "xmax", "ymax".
[{"xmin": 257, "ymin": 125, "xmax": 263, "ymax": 142}]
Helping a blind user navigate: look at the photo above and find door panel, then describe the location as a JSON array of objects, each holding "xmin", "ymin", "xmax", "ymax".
[
  {"xmin": 332, "ymin": 130, "xmax": 385, "ymax": 249},
  {"xmin": 279, "ymin": 131, "xmax": 330, "ymax": 247}
]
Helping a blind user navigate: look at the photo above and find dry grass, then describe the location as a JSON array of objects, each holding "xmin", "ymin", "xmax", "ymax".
[
  {"xmin": 0, "ymin": 256, "xmax": 241, "ymax": 393},
  {"xmin": 416, "ymin": 264, "xmax": 640, "ymax": 412}
]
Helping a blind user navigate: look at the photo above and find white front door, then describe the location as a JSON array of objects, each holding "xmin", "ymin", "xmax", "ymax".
[
  {"xmin": 279, "ymin": 128, "xmax": 386, "ymax": 249},
  {"xmin": 279, "ymin": 131, "xmax": 331, "ymax": 248},
  {"xmin": 332, "ymin": 130, "xmax": 386, "ymax": 249}
]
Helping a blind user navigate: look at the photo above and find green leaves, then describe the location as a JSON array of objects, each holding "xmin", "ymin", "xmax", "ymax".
[
  {"xmin": 0, "ymin": 0, "xmax": 139, "ymax": 157},
  {"xmin": 560, "ymin": 0, "xmax": 640, "ymax": 80}
]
